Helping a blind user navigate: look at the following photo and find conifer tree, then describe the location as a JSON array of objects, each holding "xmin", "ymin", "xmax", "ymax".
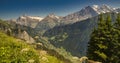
[
  {"xmin": 87, "ymin": 14, "xmax": 108, "ymax": 62},
  {"xmin": 111, "ymin": 13, "xmax": 120, "ymax": 62},
  {"xmin": 104, "ymin": 14, "xmax": 114, "ymax": 62}
]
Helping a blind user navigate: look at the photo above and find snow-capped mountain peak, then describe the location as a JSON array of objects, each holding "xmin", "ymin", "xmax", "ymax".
[
  {"xmin": 92, "ymin": 5, "xmax": 100, "ymax": 14},
  {"xmin": 27, "ymin": 16, "xmax": 43, "ymax": 21},
  {"xmin": 92, "ymin": 5, "xmax": 99, "ymax": 9},
  {"xmin": 19, "ymin": 16, "xmax": 27, "ymax": 19},
  {"xmin": 92, "ymin": 4, "xmax": 116, "ymax": 14},
  {"xmin": 19, "ymin": 15, "xmax": 43, "ymax": 21},
  {"xmin": 47, "ymin": 13, "xmax": 59, "ymax": 19},
  {"xmin": 15, "ymin": 15, "xmax": 44, "ymax": 28}
]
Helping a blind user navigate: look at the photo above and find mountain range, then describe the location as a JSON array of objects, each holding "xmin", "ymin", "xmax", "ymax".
[{"xmin": 9, "ymin": 5, "xmax": 119, "ymax": 30}]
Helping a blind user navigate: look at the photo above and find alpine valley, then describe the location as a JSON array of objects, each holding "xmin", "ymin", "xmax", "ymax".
[{"xmin": 1, "ymin": 4, "xmax": 120, "ymax": 63}]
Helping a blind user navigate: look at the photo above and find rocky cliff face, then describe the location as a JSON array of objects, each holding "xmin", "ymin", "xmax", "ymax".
[{"xmin": 16, "ymin": 31, "xmax": 35, "ymax": 44}]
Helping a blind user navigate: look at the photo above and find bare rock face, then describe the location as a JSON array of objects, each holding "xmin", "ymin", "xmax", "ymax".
[
  {"xmin": 63, "ymin": 6, "xmax": 98, "ymax": 23},
  {"xmin": 17, "ymin": 31, "xmax": 35, "ymax": 44},
  {"xmin": 62, "ymin": 4, "xmax": 117, "ymax": 24}
]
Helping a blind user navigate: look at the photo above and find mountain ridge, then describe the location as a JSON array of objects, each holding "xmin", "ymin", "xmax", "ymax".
[
  {"xmin": 9, "ymin": 4, "xmax": 119, "ymax": 28},
  {"xmin": 63, "ymin": 4, "xmax": 118, "ymax": 24}
]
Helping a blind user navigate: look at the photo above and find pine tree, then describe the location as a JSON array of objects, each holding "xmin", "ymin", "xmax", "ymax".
[
  {"xmin": 87, "ymin": 14, "xmax": 108, "ymax": 62},
  {"xmin": 104, "ymin": 14, "xmax": 114, "ymax": 62},
  {"xmin": 111, "ymin": 13, "xmax": 120, "ymax": 62}
]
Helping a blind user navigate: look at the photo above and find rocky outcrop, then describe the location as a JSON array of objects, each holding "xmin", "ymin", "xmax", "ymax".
[
  {"xmin": 79, "ymin": 56, "xmax": 102, "ymax": 63},
  {"xmin": 17, "ymin": 31, "xmax": 35, "ymax": 44}
]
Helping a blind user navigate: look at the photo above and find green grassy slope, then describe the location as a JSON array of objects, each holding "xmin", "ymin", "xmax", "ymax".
[
  {"xmin": 0, "ymin": 31, "xmax": 40, "ymax": 63},
  {"xmin": 0, "ymin": 31, "xmax": 65, "ymax": 63}
]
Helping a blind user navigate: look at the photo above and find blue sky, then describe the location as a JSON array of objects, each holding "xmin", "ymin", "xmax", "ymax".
[{"xmin": 0, "ymin": 0, "xmax": 120, "ymax": 19}]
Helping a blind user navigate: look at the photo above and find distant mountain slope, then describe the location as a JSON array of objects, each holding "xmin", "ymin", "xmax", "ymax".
[
  {"xmin": 35, "ymin": 14, "xmax": 62, "ymax": 35},
  {"xmin": 34, "ymin": 5, "xmax": 119, "ymax": 35},
  {"xmin": 63, "ymin": 6, "xmax": 98, "ymax": 23},
  {"xmin": 34, "ymin": 5, "xmax": 120, "ymax": 32},
  {"xmin": 43, "ymin": 13, "xmax": 117, "ymax": 57},
  {"xmin": 62, "ymin": 4, "xmax": 118, "ymax": 24},
  {"xmin": 9, "ymin": 15, "xmax": 43, "ymax": 28}
]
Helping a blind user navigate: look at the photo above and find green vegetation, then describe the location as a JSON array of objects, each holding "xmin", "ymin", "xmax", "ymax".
[
  {"xmin": 0, "ymin": 19, "xmax": 10, "ymax": 28},
  {"xmin": 39, "ymin": 53, "xmax": 63, "ymax": 63},
  {"xmin": 36, "ymin": 37, "xmax": 73, "ymax": 63},
  {"xmin": 0, "ymin": 19, "xmax": 71, "ymax": 63},
  {"xmin": 87, "ymin": 13, "xmax": 120, "ymax": 63},
  {"xmin": 0, "ymin": 31, "xmax": 65, "ymax": 63},
  {"xmin": 50, "ymin": 32, "xmax": 68, "ymax": 42},
  {"xmin": 0, "ymin": 31, "xmax": 40, "ymax": 63}
]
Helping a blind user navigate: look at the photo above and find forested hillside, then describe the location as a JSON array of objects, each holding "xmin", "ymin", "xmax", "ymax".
[{"xmin": 43, "ymin": 13, "xmax": 118, "ymax": 57}]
